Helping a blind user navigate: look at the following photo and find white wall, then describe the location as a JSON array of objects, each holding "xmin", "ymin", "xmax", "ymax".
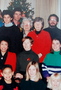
[{"xmin": 0, "ymin": 0, "xmax": 11, "ymax": 11}]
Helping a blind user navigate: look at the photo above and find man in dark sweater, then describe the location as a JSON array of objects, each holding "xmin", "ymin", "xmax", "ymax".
[
  {"xmin": 15, "ymin": 36, "xmax": 39, "ymax": 79},
  {"xmin": 44, "ymin": 14, "xmax": 61, "ymax": 40}
]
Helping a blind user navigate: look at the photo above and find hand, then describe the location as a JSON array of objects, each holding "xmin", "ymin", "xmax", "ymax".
[
  {"xmin": 46, "ymin": 76, "xmax": 50, "ymax": 82},
  {"xmin": 15, "ymin": 73, "xmax": 23, "ymax": 79},
  {"xmin": 38, "ymin": 53, "xmax": 42, "ymax": 58}
]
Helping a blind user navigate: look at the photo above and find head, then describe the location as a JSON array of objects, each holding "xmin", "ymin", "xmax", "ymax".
[
  {"xmin": 47, "ymin": 73, "xmax": 61, "ymax": 90},
  {"xmin": 48, "ymin": 14, "xmax": 59, "ymax": 28},
  {"xmin": 13, "ymin": 7, "xmax": 22, "ymax": 21},
  {"xmin": 21, "ymin": 17, "xmax": 33, "ymax": 31},
  {"xmin": 26, "ymin": 61, "xmax": 42, "ymax": 81},
  {"xmin": 51, "ymin": 39, "xmax": 61, "ymax": 52},
  {"xmin": 1, "ymin": 65, "xmax": 14, "ymax": 82},
  {"xmin": 22, "ymin": 36, "xmax": 33, "ymax": 51},
  {"xmin": 0, "ymin": 37, "xmax": 10, "ymax": 53},
  {"xmin": 2, "ymin": 10, "xmax": 13, "ymax": 24},
  {"xmin": 33, "ymin": 17, "xmax": 44, "ymax": 31}
]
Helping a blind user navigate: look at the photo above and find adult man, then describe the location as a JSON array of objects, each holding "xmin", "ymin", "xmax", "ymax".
[
  {"xmin": 44, "ymin": 14, "xmax": 61, "ymax": 40},
  {"xmin": 13, "ymin": 7, "xmax": 22, "ymax": 28}
]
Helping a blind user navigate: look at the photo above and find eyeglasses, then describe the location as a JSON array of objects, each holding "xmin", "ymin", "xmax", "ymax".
[{"xmin": 50, "ymin": 19, "xmax": 57, "ymax": 22}]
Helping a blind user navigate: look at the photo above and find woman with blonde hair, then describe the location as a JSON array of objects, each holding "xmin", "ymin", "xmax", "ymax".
[
  {"xmin": 20, "ymin": 61, "xmax": 46, "ymax": 90},
  {"xmin": 47, "ymin": 73, "xmax": 61, "ymax": 90}
]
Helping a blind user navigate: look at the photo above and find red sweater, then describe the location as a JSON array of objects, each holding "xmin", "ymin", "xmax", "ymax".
[
  {"xmin": 28, "ymin": 30, "xmax": 51, "ymax": 62},
  {"xmin": 5, "ymin": 52, "xmax": 16, "ymax": 71}
]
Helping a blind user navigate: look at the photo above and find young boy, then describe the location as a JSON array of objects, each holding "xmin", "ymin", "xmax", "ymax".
[
  {"xmin": 0, "ymin": 10, "xmax": 22, "ymax": 54},
  {"xmin": 0, "ymin": 65, "xmax": 19, "ymax": 90}
]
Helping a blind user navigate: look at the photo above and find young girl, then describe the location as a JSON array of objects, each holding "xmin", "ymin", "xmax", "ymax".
[
  {"xmin": 0, "ymin": 65, "xmax": 19, "ymax": 90},
  {"xmin": 47, "ymin": 73, "xmax": 61, "ymax": 90},
  {"xmin": 20, "ymin": 61, "xmax": 46, "ymax": 90},
  {"xmin": 42, "ymin": 38, "xmax": 61, "ymax": 79}
]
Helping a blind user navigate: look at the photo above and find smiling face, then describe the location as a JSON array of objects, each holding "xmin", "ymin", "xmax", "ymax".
[
  {"xmin": 28, "ymin": 65, "xmax": 37, "ymax": 79},
  {"xmin": 52, "ymin": 40, "xmax": 61, "ymax": 51},
  {"xmin": 2, "ymin": 68, "xmax": 14, "ymax": 82},
  {"xmin": 0, "ymin": 40, "xmax": 8, "ymax": 53},
  {"xmin": 23, "ymin": 20, "xmax": 31, "ymax": 31},
  {"xmin": 34, "ymin": 21, "xmax": 42, "ymax": 31},
  {"xmin": 49, "ymin": 16, "xmax": 58, "ymax": 27},
  {"xmin": 23, "ymin": 39, "xmax": 32, "ymax": 51},
  {"xmin": 51, "ymin": 78, "xmax": 61, "ymax": 89},
  {"xmin": 3, "ymin": 15, "xmax": 12, "ymax": 24}
]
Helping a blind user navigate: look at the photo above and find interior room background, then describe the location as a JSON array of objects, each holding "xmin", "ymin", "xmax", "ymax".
[{"xmin": 0, "ymin": 0, "xmax": 61, "ymax": 28}]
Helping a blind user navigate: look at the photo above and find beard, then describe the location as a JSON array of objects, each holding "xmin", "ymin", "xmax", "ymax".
[{"xmin": 49, "ymin": 23, "xmax": 57, "ymax": 28}]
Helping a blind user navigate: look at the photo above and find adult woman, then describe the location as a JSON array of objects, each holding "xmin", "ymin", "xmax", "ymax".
[
  {"xmin": 28, "ymin": 17, "xmax": 51, "ymax": 63},
  {"xmin": 15, "ymin": 36, "xmax": 39, "ymax": 79},
  {"xmin": 20, "ymin": 61, "xmax": 46, "ymax": 90},
  {"xmin": 20, "ymin": 17, "xmax": 33, "ymax": 37},
  {"xmin": 0, "ymin": 36, "xmax": 16, "ymax": 77}
]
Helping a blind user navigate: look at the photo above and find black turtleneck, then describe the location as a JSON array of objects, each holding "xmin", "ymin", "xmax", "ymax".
[
  {"xmin": 35, "ymin": 30, "xmax": 41, "ymax": 34},
  {"xmin": 16, "ymin": 50, "xmax": 39, "ymax": 75}
]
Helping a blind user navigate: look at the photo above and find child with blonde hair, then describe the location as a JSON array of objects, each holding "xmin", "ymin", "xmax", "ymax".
[
  {"xmin": 47, "ymin": 73, "xmax": 61, "ymax": 90},
  {"xmin": 20, "ymin": 61, "xmax": 46, "ymax": 90}
]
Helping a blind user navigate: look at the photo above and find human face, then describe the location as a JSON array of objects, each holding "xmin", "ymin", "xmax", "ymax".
[
  {"xmin": 2, "ymin": 68, "xmax": 14, "ymax": 82},
  {"xmin": 28, "ymin": 65, "xmax": 37, "ymax": 79},
  {"xmin": 51, "ymin": 78, "xmax": 60, "ymax": 88},
  {"xmin": 52, "ymin": 40, "xmax": 61, "ymax": 51},
  {"xmin": 23, "ymin": 39, "xmax": 31, "ymax": 51},
  {"xmin": 23, "ymin": 20, "xmax": 31, "ymax": 31},
  {"xmin": 49, "ymin": 16, "xmax": 58, "ymax": 27},
  {"xmin": 34, "ymin": 21, "xmax": 42, "ymax": 31},
  {"xmin": 0, "ymin": 41, "xmax": 8, "ymax": 53},
  {"xmin": 3, "ymin": 15, "xmax": 12, "ymax": 24},
  {"xmin": 13, "ymin": 11, "xmax": 21, "ymax": 21}
]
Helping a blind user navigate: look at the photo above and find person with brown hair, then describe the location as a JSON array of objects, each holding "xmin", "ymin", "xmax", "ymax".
[{"xmin": 15, "ymin": 36, "xmax": 39, "ymax": 79}]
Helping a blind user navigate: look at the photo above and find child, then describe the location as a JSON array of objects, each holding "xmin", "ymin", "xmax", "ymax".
[
  {"xmin": 0, "ymin": 65, "xmax": 19, "ymax": 90},
  {"xmin": 47, "ymin": 73, "xmax": 61, "ymax": 90},
  {"xmin": 42, "ymin": 38, "xmax": 61, "ymax": 79},
  {"xmin": 0, "ymin": 10, "xmax": 22, "ymax": 54},
  {"xmin": 20, "ymin": 61, "xmax": 47, "ymax": 90},
  {"xmin": 15, "ymin": 36, "xmax": 39, "ymax": 79}
]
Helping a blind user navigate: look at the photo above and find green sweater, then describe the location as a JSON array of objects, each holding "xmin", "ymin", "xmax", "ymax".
[
  {"xmin": 44, "ymin": 51, "xmax": 61, "ymax": 66},
  {"xmin": 42, "ymin": 51, "xmax": 61, "ymax": 78}
]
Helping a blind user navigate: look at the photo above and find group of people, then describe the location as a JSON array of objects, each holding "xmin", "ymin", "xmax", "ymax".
[{"xmin": 0, "ymin": 7, "xmax": 61, "ymax": 90}]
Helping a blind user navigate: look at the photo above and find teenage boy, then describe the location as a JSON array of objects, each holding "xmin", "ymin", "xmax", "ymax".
[{"xmin": 0, "ymin": 10, "xmax": 22, "ymax": 54}]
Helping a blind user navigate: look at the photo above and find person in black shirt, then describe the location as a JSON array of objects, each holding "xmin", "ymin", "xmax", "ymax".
[
  {"xmin": 15, "ymin": 36, "xmax": 39, "ymax": 79},
  {"xmin": 20, "ymin": 61, "xmax": 46, "ymax": 90},
  {"xmin": 0, "ymin": 10, "xmax": 22, "ymax": 54},
  {"xmin": 0, "ymin": 65, "xmax": 19, "ymax": 90},
  {"xmin": 44, "ymin": 14, "xmax": 61, "ymax": 40}
]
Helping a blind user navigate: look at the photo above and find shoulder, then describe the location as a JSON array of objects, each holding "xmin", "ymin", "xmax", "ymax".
[
  {"xmin": 42, "ymin": 30, "xmax": 50, "ymax": 35},
  {"xmin": 31, "ymin": 50, "xmax": 38, "ymax": 57},
  {"xmin": 8, "ymin": 52, "xmax": 16, "ymax": 56},
  {"xmin": 28, "ymin": 30, "xmax": 35, "ymax": 35}
]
